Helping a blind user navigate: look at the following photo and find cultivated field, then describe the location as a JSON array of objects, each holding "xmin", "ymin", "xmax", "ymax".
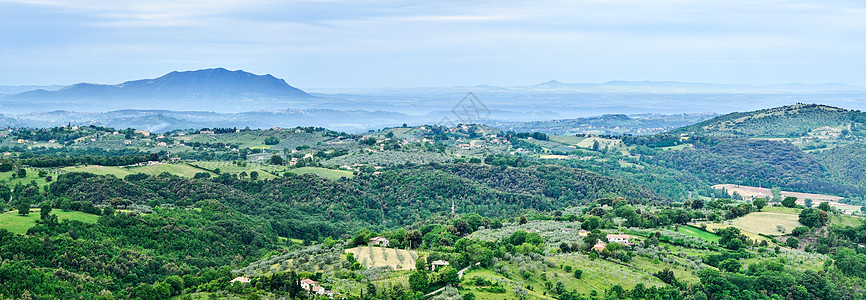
[
  {"xmin": 702, "ymin": 211, "xmax": 802, "ymax": 242},
  {"xmin": 0, "ymin": 209, "xmax": 100, "ymax": 234},
  {"xmin": 288, "ymin": 167, "xmax": 354, "ymax": 180},
  {"xmin": 344, "ymin": 246, "xmax": 417, "ymax": 271},
  {"xmin": 675, "ymin": 225, "xmax": 721, "ymax": 243},
  {"xmin": 729, "ymin": 212, "xmax": 803, "ymax": 236},
  {"xmin": 713, "ymin": 184, "xmax": 860, "ymax": 214},
  {"xmin": 62, "ymin": 163, "xmax": 211, "ymax": 178},
  {"xmin": 190, "ymin": 161, "xmax": 283, "ymax": 179}
]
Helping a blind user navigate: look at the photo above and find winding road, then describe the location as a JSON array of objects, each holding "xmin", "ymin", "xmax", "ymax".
[{"xmin": 423, "ymin": 262, "xmax": 480, "ymax": 298}]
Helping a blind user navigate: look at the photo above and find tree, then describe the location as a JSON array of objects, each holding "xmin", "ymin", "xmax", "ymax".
[
  {"xmin": 163, "ymin": 275, "xmax": 185, "ymax": 296},
  {"xmin": 406, "ymin": 230, "xmax": 422, "ymax": 249},
  {"xmin": 415, "ymin": 257, "xmax": 428, "ymax": 271},
  {"xmin": 238, "ymin": 171, "xmax": 247, "ymax": 181},
  {"xmin": 409, "ymin": 271, "xmax": 429, "ymax": 292},
  {"xmin": 719, "ymin": 259, "xmax": 741, "ymax": 273},
  {"xmin": 269, "ymin": 155, "xmax": 284, "ymax": 165},
  {"xmin": 691, "ymin": 199, "xmax": 704, "ymax": 209},
  {"xmin": 0, "ymin": 163, "xmax": 12, "ymax": 172},
  {"xmin": 103, "ymin": 206, "xmax": 115, "ymax": 216},
  {"xmin": 264, "ymin": 136, "xmax": 280, "ymax": 145},
  {"xmin": 17, "ymin": 199, "xmax": 30, "ymax": 216},
  {"xmin": 782, "ymin": 196, "xmax": 798, "ymax": 208},
  {"xmin": 17, "ymin": 168, "xmax": 26, "ymax": 178},
  {"xmin": 791, "ymin": 226, "xmax": 809, "ymax": 236},
  {"xmin": 799, "ymin": 208, "xmax": 828, "ymax": 228},
  {"xmin": 438, "ymin": 266, "xmax": 460, "ymax": 285},
  {"xmin": 786, "ymin": 237, "xmax": 800, "ymax": 248},
  {"xmin": 553, "ymin": 280, "xmax": 566, "ymax": 295},
  {"xmin": 582, "ymin": 216, "xmax": 601, "ymax": 230},
  {"xmin": 249, "ymin": 171, "xmax": 259, "ymax": 181},
  {"xmin": 454, "ymin": 219, "xmax": 469, "ymax": 235},
  {"xmin": 752, "ymin": 198, "xmax": 767, "ymax": 210},
  {"xmin": 573, "ymin": 269, "xmax": 582, "ymax": 279},
  {"xmin": 804, "ymin": 198, "xmax": 813, "ymax": 208},
  {"xmin": 655, "ymin": 268, "xmax": 678, "ymax": 284},
  {"xmin": 39, "ymin": 202, "xmax": 51, "ymax": 221},
  {"xmin": 817, "ymin": 202, "xmax": 832, "ymax": 212}
]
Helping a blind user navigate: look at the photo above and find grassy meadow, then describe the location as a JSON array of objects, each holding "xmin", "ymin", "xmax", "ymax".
[
  {"xmin": 0, "ymin": 209, "xmax": 100, "ymax": 234},
  {"xmin": 288, "ymin": 167, "xmax": 354, "ymax": 180},
  {"xmin": 62, "ymin": 163, "xmax": 211, "ymax": 178}
]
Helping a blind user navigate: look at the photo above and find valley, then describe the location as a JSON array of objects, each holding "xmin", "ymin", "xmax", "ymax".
[{"xmin": 2, "ymin": 104, "xmax": 866, "ymax": 300}]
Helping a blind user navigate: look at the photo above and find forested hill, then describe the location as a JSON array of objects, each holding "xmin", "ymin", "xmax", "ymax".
[
  {"xmin": 669, "ymin": 104, "xmax": 866, "ymax": 138},
  {"xmin": 48, "ymin": 163, "xmax": 662, "ymax": 241}
]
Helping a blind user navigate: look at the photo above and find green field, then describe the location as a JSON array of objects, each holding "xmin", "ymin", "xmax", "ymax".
[
  {"xmin": 190, "ymin": 161, "xmax": 284, "ymax": 180},
  {"xmin": 0, "ymin": 209, "xmax": 100, "ymax": 235},
  {"xmin": 549, "ymin": 135, "xmax": 587, "ymax": 145},
  {"xmin": 677, "ymin": 225, "xmax": 721, "ymax": 243},
  {"xmin": 0, "ymin": 168, "xmax": 53, "ymax": 188},
  {"xmin": 62, "ymin": 163, "xmax": 212, "ymax": 178},
  {"xmin": 830, "ymin": 214, "xmax": 863, "ymax": 227},
  {"xmin": 288, "ymin": 167, "xmax": 354, "ymax": 180}
]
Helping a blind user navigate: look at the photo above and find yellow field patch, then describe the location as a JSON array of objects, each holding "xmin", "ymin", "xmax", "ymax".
[{"xmin": 344, "ymin": 246, "xmax": 417, "ymax": 271}]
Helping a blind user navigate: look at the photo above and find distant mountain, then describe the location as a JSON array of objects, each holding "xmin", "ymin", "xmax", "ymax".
[
  {"xmin": 0, "ymin": 68, "xmax": 315, "ymax": 113},
  {"xmin": 524, "ymin": 80, "xmax": 863, "ymax": 94},
  {"xmin": 0, "ymin": 85, "xmax": 64, "ymax": 95},
  {"xmin": 668, "ymin": 103, "xmax": 866, "ymax": 137}
]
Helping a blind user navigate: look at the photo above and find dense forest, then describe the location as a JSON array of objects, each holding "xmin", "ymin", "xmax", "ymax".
[{"xmin": 47, "ymin": 162, "xmax": 659, "ymax": 242}]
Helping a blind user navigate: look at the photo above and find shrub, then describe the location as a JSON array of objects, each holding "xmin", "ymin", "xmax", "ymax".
[
  {"xmin": 786, "ymin": 238, "xmax": 800, "ymax": 249},
  {"xmin": 719, "ymin": 259, "xmax": 741, "ymax": 273},
  {"xmin": 791, "ymin": 226, "xmax": 809, "ymax": 237}
]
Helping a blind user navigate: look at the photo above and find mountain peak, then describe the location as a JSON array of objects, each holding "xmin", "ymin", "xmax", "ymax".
[{"xmin": 3, "ymin": 68, "xmax": 312, "ymax": 112}]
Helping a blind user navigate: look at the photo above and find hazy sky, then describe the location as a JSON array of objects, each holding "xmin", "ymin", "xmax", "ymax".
[{"xmin": 1, "ymin": 0, "xmax": 864, "ymax": 88}]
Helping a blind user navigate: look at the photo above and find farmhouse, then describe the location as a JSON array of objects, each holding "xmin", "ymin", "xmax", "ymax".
[
  {"xmin": 312, "ymin": 286, "xmax": 325, "ymax": 295},
  {"xmin": 578, "ymin": 230, "xmax": 589, "ymax": 236},
  {"xmin": 431, "ymin": 260, "xmax": 449, "ymax": 271},
  {"xmin": 606, "ymin": 234, "xmax": 631, "ymax": 244},
  {"xmin": 230, "ymin": 276, "xmax": 251, "ymax": 285},
  {"xmin": 592, "ymin": 243, "xmax": 606, "ymax": 252},
  {"xmin": 562, "ymin": 229, "xmax": 574, "ymax": 234},
  {"xmin": 301, "ymin": 278, "xmax": 334, "ymax": 298},
  {"xmin": 301, "ymin": 278, "xmax": 317, "ymax": 291},
  {"xmin": 369, "ymin": 236, "xmax": 389, "ymax": 247}
]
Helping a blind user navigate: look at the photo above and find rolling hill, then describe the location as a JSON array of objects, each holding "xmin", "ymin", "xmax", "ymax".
[{"xmin": 669, "ymin": 103, "xmax": 866, "ymax": 138}]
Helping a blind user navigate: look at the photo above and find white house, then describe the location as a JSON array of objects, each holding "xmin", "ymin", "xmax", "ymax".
[
  {"xmin": 606, "ymin": 234, "xmax": 631, "ymax": 244},
  {"xmin": 369, "ymin": 236, "xmax": 389, "ymax": 247},
  {"xmin": 431, "ymin": 260, "xmax": 449, "ymax": 271}
]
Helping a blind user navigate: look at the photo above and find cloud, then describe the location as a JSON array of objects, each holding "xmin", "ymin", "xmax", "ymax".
[{"xmin": 0, "ymin": 0, "xmax": 864, "ymax": 87}]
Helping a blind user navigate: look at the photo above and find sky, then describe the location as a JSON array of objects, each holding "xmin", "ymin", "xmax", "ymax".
[{"xmin": 1, "ymin": 0, "xmax": 865, "ymax": 89}]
